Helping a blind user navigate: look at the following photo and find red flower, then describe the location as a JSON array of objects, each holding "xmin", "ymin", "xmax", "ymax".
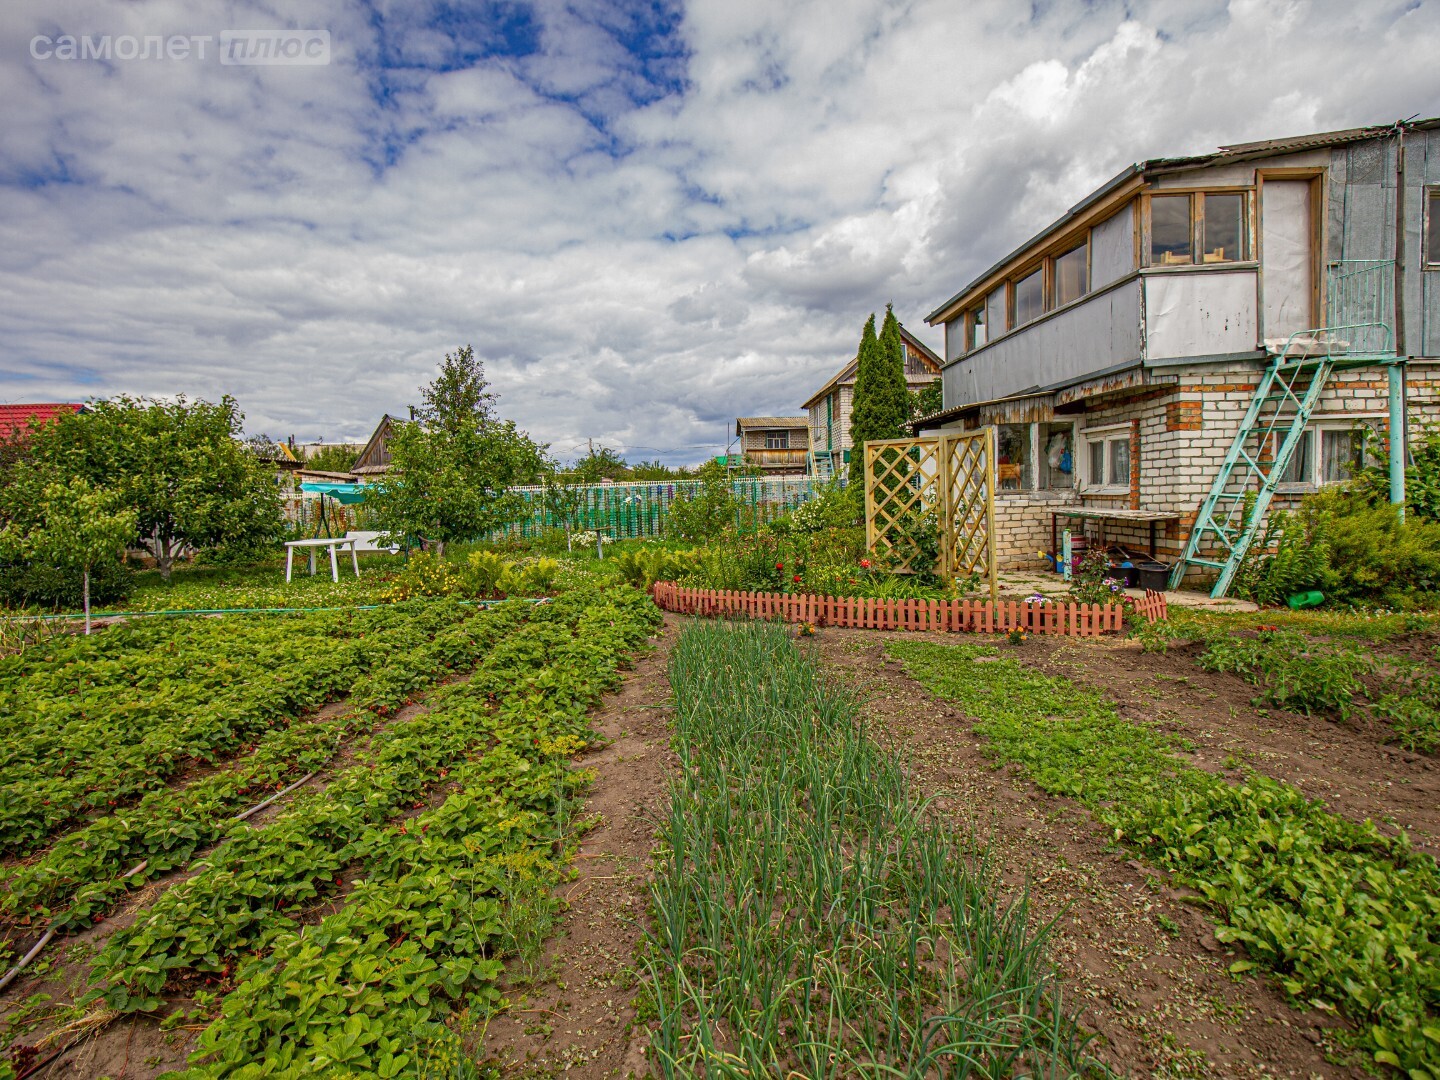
[
  {"xmin": 775, "ymin": 562, "xmax": 783, "ymax": 570},
  {"xmin": 859, "ymin": 559, "xmax": 871, "ymax": 569},
  {"xmin": 793, "ymin": 575, "xmax": 801, "ymax": 583}
]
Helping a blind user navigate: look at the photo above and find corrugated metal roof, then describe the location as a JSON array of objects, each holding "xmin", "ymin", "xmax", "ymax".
[
  {"xmin": 0, "ymin": 403, "xmax": 83, "ymax": 441},
  {"xmin": 736, "ymin": 416, "xmax": 808, "ymax": 429}
]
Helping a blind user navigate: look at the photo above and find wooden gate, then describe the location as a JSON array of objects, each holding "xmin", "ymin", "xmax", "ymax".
[{"xmin": 862, "ymin": 430, "xmax": 997, "ymax": 600}]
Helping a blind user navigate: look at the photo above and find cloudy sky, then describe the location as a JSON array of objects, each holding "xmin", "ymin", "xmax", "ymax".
[{"xmin": 2, "ymin": 0, "xmax": 1437, "ymax": 464}]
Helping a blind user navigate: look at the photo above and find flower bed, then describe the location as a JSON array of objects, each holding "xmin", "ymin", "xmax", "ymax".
[{"xmin": 652, "ymin": 581, "xmax": 1166, "ymax": 637}]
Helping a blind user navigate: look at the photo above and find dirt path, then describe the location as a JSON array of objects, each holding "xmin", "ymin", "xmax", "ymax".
[
  {"xmin": 475, "ymin": 614, "xmax": 677, "ymax": 1079},
  {"xmin": 814, "ymin": 628, "xmax": 1365, "ymax": 1080}
]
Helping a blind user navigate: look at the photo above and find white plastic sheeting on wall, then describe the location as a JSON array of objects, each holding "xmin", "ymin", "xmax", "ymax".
[
  {"xmin": 1144, "ymin": 270, "xmax": 1259, "ymax": 360},
  {"xmin": 1261, "ymin": 179, "xmax": 1316, "ymax": 343},
  {"xmin": 1091, "ymin": 203, "xmax": 1136, "ymax": 289}
]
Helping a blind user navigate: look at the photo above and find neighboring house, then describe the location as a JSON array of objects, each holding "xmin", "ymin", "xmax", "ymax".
[
  {"xmin": 734, "ymin": 417, "xmax": 810, "ymax": 476},
  {"xmin": 917, "ymin": 118, "xmax": 1440, "ymax": 585},
  {"xmin": 803, "ymin": 323, "xmax": 943, "ymax": 478},
  {"xmin": 352, "ymin": 414, "xmax": 400, "ymax": 478},
  {"xmin": 0, "ymin": 403, "xmax": 84, "ymax": 442}
]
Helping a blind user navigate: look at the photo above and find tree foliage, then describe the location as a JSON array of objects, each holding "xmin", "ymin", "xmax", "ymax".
[
  {"xmin": 370, "ymin": 346, "xmax": 546, "ymax": 552},
  {"xmin": 0, "ymin": 477, "xmax": 136, "ymax": 630},
  {"xmin": 303, "ymin": 444, "xmax": 360, "ymax": 474},
  {"xmin": 1, "ymin": 396, "xmax": 282, "ymax": 580},
  {"xmin": 849, "ymin": 305, "xmax": 911, "ymax": 469}
]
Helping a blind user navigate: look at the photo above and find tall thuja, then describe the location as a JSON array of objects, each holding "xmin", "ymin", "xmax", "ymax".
[
  {"xmin": 847, "ymin": 313, "xmax": 884, "ymax": 468},
  {"xmin": 876, "ymin": 304, "xmax": 912, "ymax": 430}
]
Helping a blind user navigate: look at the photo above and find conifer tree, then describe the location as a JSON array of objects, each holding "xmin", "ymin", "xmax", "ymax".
[
  {"xmin": 877, "ymin": 305, "xmax": 911, "ymax": 429},
  {"xmin": 848, "ymin": 313, "xmax": 883, "ymax": 470}
]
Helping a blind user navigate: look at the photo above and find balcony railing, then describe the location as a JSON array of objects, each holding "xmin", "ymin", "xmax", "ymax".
[{"xmin": 1275, "ymin": 259, "xmax": 1395, "ymax": 363}]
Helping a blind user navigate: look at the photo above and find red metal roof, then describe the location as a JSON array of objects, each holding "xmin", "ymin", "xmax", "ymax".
[{"xmin": 0, "ymin": 403, "xmax": 84, "ymax": 442}]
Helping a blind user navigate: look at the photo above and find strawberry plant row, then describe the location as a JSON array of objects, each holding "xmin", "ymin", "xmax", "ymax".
[
  {"xmin": 85, "ymin": 602, "xmax": 537, "ymax": 1012},
  {"xmin": 0, "ymin": 602, "xmax": 474, "ymax": 854},
  {"xmin": 0, "ymin": 599, "xmax": 512, "ymax": 960},
  {"xmin": 86, "ymin": 591, "xmax": 648, "ymax": 1017},
  {"xmin": 179, "ymin": 589, "xmax": 661, "ymax": 1077},
  {"xmin": 889, "ymin": 639, "xmax": 1440, "ymax": 1079}
]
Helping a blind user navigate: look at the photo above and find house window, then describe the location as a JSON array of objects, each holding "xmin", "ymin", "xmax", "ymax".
[
  {"xmin": 1013, "ymin": 267, "xmax": 1044, "ymax": 326},
  {"xmin": 997, "ymin": 424, "xmax": 1031, "ymax": 491},
  {"xmin": 1151, "ymin": 195, "xmax": 1193, "ymax": 265},
  {"xmin": 1278, "ymin": 430, "xmax": 1314, "ymax": 486},
  {"xmin": 984, "ymin": 284, "xmax": 1007, "ymax": 338},
  {"xmin": 1054, "ymin": 242, "xmax": 1088, "ymax": 307},
  {"xmin": 1276, "ymin": 425, "xmax": 1373, "ymax": 486},
  {"xmin": 969, "ymin": 304, "xmax": 988, "ymax": 350},
  {"xmin": 764, "ymin": 431, "xmax": 790, "ymax": 450},
  {"xmin": 1149, "ymin": 191, "xmax": 1249, "ymax": 267},
  {"xmin": 1428, "ymin": 189, "xmax": 1440, "ymax": 267},
  {"xmin": 1203, "ymin": 192, "xmax": 1245, "ymax": 263},
  {"xmin": 1082, "ymin": 426, "xmax": 1132, "ymax": 493},
  {"xmin": 1321, "ymin": 428, "xmax": 1362, "ymax": 484},
  {"xmin": 1039, "ymin": 423, "xmax": 1074, "ymax": 489}
]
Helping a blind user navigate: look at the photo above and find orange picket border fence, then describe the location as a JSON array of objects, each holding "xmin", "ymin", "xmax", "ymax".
[{"xmin": 650, "ymin": 581, "xmax": 1168, "ymax": 638}]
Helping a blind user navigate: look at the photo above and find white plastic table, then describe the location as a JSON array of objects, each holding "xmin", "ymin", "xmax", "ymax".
[{"xmin": 285, "ymin": 537, "xmax": 360, "ymax": 583}]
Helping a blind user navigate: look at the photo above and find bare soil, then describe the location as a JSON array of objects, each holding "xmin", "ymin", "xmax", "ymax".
[
  {"xmin": 813, "ymin": 627, "xmax": 1375, "ymax": 1080},
  {"xmin": 475, "ymin": 615, "xmax": 677, "ymax": 1079}
]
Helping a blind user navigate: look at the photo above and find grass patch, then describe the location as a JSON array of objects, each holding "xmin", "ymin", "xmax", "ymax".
[
  {"xmin": 888, "ymin": 639, "xmax": 1440, "ymax": 1079},
  {"xmin": 646, "ymin": 620, "xmax": 1096, "ymax": 1077}
]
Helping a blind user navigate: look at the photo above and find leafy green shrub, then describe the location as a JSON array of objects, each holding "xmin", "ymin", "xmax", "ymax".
[
  {"xmin": 462, "ymin": 551, "xmax": 512, "ymax": 597},
  {"xmin": 1238, "ymin": 480, "xmax": 1440, "ymax": 607},
  {"xmin": 0, "ymin": 557, "xmax": 134, "ymax": 610},
  {"xmin": 785, "ymin": 479, "xmax": 860, "ymax": 532},
  {"xmin": 613, "ymin": 548, "xmax": 697, "ymax": 591},
  {"xmin": 665, "ymin": 462, "xmax": 735, "ymax": 542},
  {"xmin": 508, "ymin": 557, "xmax": 561, "ymax": 595},
  {"xmin": 1231, "ymin": 504, "xmax": 1330, "ymax": 606}
]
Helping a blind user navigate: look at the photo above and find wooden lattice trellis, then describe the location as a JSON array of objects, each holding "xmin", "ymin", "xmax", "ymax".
[{"xmin": 863, "ymin": 430, "xmax": 997, "ymax": 600}]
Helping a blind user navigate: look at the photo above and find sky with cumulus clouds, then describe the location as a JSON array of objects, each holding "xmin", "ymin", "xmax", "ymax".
[{"xmin": 1, "ymin": 0, "xmax": 1438, "ymax": 464}]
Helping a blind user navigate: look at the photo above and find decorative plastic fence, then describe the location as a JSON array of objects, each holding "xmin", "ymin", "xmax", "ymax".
[
  {"xmin": 652, "ymin": 582, "xmax": 1168, "ymax": 637},
  {"xmin": 490, "ymin": 476, "xmax": 820, "ymax": 541}
]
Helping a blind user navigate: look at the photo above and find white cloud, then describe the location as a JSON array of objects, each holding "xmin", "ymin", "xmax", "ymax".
[{"xmin": 0, "ymin": 0, "xmax": 1437, "ymax": 461}]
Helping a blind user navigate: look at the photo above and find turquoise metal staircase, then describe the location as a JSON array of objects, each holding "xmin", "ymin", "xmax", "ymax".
[{"xmin": 1171, "ymin": 260, "xmax": 1397, "ymax": 597}]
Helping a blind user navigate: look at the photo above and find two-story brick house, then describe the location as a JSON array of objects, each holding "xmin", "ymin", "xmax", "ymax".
[{"xmin": 917, "ymin": 118, "xmax": 1440, "ymax": 589}]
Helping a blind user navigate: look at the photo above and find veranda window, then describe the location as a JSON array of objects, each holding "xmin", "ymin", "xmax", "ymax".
[
  {"xmin": 997, "ymin": 424, "xmax": 1031, "ymax": 491},
  {"xmin": 764, "ymin": 431, "xmax": 790, "ymax": 450},
  {"xmin": 1054, "ymin": 243, "xmax": 1088, "ymax": 307}
]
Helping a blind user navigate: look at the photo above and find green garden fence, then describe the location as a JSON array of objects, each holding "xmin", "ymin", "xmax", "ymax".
[
  {"xmin": 491, "ymin": 476, "xmax": 821, "ymax": 541},
  {"xmin": 283, "ymin": 476, "xmax": 822, "ymax": 544}
]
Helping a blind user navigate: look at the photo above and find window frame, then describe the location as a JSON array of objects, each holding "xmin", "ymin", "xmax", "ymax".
[
  {"xmin": 1011, "ymin": 264, "xmax": 1045, "ymax": 328},
  {"xmin": 1142, "ymin": 189, "xmax": 1253, "ymax": 269},
  {"xmin": 1274, "ymin": 418, "xmax": 1383, "ymax": 490},
  {"xmin": 1427, "ymin": 187, "xmax": 1440, "ymax": 269},
  {"xmin": 1079, "ymin": 422, "xmax": 1132, "ymax": 495},
  {"xmin": 957, "ymin": 233, "xmax": 1096, "ymax": 357},
  {"xmin": 763, "ymin": 430, "xmax": 790, "ymax": 450}
]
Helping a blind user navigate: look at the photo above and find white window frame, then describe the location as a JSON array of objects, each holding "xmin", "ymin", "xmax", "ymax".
[
  {"xmin": 1079, "ymin": 422, "xmax": 1132, "ymax": 495},
  {"xmin": 1274, "ymin": 416, "xmax": 1382, "ymax": 490}
]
